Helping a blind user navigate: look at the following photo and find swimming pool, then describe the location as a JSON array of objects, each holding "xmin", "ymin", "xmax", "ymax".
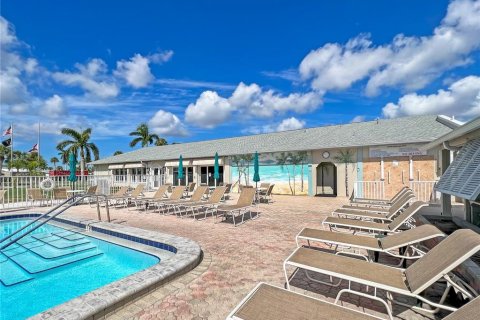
[{"xmin": 0, "ymin": 218, "xmax": 160, "ymax": 319}]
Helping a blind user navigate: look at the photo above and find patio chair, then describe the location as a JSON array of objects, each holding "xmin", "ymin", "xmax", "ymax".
[
  {"xmin": 104, "ymin": 186, "xmax": 129, "ymax": 206},
  {"xmin": 227, "ymin": 282, "xmax": 380, "ymax": 320},
  {"xmin": 296, "ymin": 224, "xmax": 445, "ymax": 267},
  {"xmin": 175, "ymin": 186, "xmax": 226, "ymax": 220},
  {"xmin": 217, "ymin": 187, "xmax": 257, "ymax": 226},
  {"xmin": 259, "ymin": 184, "xmax": 275, "ymax": 204},
  {"xmin": 332, "ymin": 192, "xmax": 416, "ymax": 222},
  {"xmin": 27, "ymin": 188, "xmax": 51, "ymax": 207},
  {"xmin": 117, "ymin": 184, "xmax": 145, "ymax": 208},
  {"xmin": 164, "ymin": 186, "xmax": 210, "ymax": 217},
  {"xmin": 133, "ymin": 185, "xmax": 169, "ymax": 211},
  {"xmin": 323, "ymin": 201, "xmax": 427, "ymax": 235},
  {"xmin": 350, "ymin": 186, "xmax": 410, "ymax": 206},
  {"xmin": 340, "ymin": 189, "xmax": 414, "ymax": 211},
  {"xmin": 227, "ymin": 283, "xmax": 480, "ymax": 320},
  {"xmin": 223, "ymin": 183, "xmax": 233, "ymax": 200},
  {"xmin": 184, "ymin": 182, "xmax": 196, "ymax": 197},
  {"xmin": 284, "ymin": 229, "xmax": 480, "ymax": 319},
  {"xmin": 53, "ymin": 188, "xmax": 69, "ymax": 204},
  {"xmin": 151, "ymin": 186, "xmax": 185, "ymax": 214}
]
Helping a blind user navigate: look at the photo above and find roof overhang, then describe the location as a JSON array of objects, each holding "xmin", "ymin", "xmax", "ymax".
[{"xmin": 423, "ymin": 116, "xmax": 480, "ymax": 150}]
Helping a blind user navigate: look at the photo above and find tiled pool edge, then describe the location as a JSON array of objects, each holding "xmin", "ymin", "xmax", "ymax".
[{"xmin": 1, "ymin": 213, "xmax": 202, "ymax": 320}]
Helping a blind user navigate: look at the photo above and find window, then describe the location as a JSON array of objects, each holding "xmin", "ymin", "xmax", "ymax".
[
  {"xmin": 200, "ymin": 166, "xmax": 223, "ymax": 186},
  {"xmin": 112, "ymin": 169, "xmax": 127, "ymax": 182}
]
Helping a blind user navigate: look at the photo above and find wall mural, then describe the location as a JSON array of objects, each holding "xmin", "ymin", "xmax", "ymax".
[{"xmin": 229, "ymin": 152, "xmax": 310, "ymax": 195}]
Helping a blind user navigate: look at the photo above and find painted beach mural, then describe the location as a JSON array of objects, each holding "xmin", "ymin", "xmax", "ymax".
[{"xmin": 229, "ymin": 152, "xmax": 310, "ymax": 195}]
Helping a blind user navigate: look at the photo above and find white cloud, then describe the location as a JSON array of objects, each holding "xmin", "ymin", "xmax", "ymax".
[
  {"xmin": 148, "ymin": 50, "xmax": 174, "ymax": 63},
  {"xmin": 351, "ymin": 115, "xmax": 366, "ymax": 123},
  {"xmin": 114, "ymin": 54, "xmax": 154, "ymax": 88},
  {"xmin": 42, "ymin": 94, "xmax": 67, "ymax": 117},
  {"xmin": 0, "ymin": 16, "xmax": 17, "ymax": 45},
  {"xmin": 243, "ymin": 117, "xmax": 306, "ymax": 134},
  {"xmin": 148, "ymin": 110, "xmax": 188, "ymax": 137},
  {"xmin": 185, "ymin": 82, "xmax": 322, "ymax": 128},
  {"xmin": 53, "ymin": 59, "xmax": 119, "ymax": 98},
  {"xmin": 382, "ymin": 75, "xmax": 480, "ymax": 118},
  {"xmin": 277, "ymin": 117, "xmax": 306, "ymax": 131},
  {"xmin": 185, "ymin": 91, "xmax": 233, "ymax": 128},
  {"xmin": 299, "ymin": 0, "xmax": 480, "ymax": 95},
  {"xmin": 114, "ymin": 51, "xmax": 174, "ymax": 88}
]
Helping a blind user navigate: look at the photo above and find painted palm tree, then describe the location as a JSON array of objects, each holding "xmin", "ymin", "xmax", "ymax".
[
  {"xmin": 276, "ymin": 152, "xmax": 294, "ymax": 195},
  {"xmin": 333, "ymin": 149, "xmax": 355, "ymax": 197},
  {"xmin": 129, "ymin": 123, "xmax": 163, "ymax": 148},
  {"xmin": 50, "ymin": 157, "xmax": 59, "ymax": 170},
  {"xmin": 57, "ymin": 128, "xmax": 100, "ymax": 176},
  {"xmin": 297, "ymin": 151, "xmax": 308, "ymax": 192}
]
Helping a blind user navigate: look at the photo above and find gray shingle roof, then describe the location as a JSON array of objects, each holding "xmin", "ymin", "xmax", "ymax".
[{"xmin": 91, "ymin": 115, "xmax": 456, "ymax": 165}]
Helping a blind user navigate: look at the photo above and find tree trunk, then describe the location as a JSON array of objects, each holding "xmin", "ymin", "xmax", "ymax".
[
  {"xmin": 345, "ymin": 163, "xmax": 349, "ymax": 197},
  {"xmin": 0, "ymin": 156, "xmax": 4, "ymax": 175},
  {"xmin": 292, "ymin": 165, "xmax": 296, "ymax": 195},
  {"xmin": 80, "ymin": 148, "xmax": 85, "ymax": 183}
]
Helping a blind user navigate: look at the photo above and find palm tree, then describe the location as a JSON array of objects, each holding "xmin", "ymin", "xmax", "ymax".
[
  {"xmin": 334, "ymin": 149, "xmax": 355, "ymax": 197},
  {"xmin": 113, "ymin": 150, "xmax": 123, "ymax": 156},
  {"xmin": 50, "ymin": 157, "xmax": 59, "ymax": 170},
  {"xmin": 155, "ymin": 138, "xmax": 168, "ymax": 146},
  {"xmin": 0, "ymin": 145, "xmax": 11, "ymax": 175},
  {"xmin": 129, "ymin": 123, "xmax": 162, "ymax": 148},
  {"xmin": 297, "ymin": 151, "xmax": 308, "ymax": 192},
  {"xmin": 57, "ymin": 147, "xmax": 69, "ymax": 169},
  {"xmin": 57, "ymin": 128, "xmax": 100, "ymax": 177}
]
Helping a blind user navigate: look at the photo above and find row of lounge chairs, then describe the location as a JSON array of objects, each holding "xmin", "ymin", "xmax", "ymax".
[
  {"xmin": 228, "ymin": 187, "xmax": 480, "ymax": 319},
  {"xmin": 101, "ymin": 183, "xmax": 260, "ymax": 226}
]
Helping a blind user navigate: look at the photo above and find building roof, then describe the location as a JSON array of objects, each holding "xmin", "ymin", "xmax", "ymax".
[
  {"xmin": 423, "ymin": 115, "xmax": 480, "ymax": 150},
  {"xmin": 91, "ymin": 115, "xmax": 457, "ymax": 165}
]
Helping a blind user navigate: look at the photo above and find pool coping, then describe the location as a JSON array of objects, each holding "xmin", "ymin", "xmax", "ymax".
[{"xmin": 1, "ymin": 213, "xmax": 202, "ymax": 320}]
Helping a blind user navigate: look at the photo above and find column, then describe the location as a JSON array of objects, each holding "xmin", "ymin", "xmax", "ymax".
[{"xmin": 440, "ymin": 149, "xmax": 452, "ymax": 216}]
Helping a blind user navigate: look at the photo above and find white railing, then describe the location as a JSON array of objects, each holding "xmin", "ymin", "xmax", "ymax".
[
  {"xmin": 353, "ymin": 181, "xmax": 385, "ymax": 200},
  {"xmin": 410, "ymin": 181, "xmax": 438, "ymax": 203},
  {"xmin": 0, "ymin": 174, "xmax": 166, "ymax": 210}
]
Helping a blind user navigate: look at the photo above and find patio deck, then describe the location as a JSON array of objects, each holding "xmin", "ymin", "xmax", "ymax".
[{"xmin": 9, "ymin": 194, "xmax": 446, "ymax": 320}]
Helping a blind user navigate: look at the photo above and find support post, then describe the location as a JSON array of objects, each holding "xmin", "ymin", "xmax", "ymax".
[{"xmin": 440, "ymin": 149, "xmax": 452, "ymax": 216}]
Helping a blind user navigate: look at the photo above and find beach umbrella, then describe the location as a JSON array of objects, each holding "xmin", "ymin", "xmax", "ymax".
[
  {"xmin": 67, "ymin": 152, "xmax": 78, "ymax": 196},
  {"xmin": 253, "ymin": 152, "xmax": 260, "ymax": 188},
  {"xmin": 178, "ymin": 155, "xmax": 184, "ymax": 186},
  {"xmin": 214, "ymin": 152, "xmax": 220, "ymax": 187}
]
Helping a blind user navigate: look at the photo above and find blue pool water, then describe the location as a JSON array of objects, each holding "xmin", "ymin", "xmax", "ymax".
[{"xmin": 0, "ymin": 219, "xmax": 159, "ymax": 319}]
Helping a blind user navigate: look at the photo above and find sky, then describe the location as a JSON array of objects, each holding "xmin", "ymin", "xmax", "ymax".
[{"xmin": 1, "ymin": 0, "xmax": 480, "ymax": 164}]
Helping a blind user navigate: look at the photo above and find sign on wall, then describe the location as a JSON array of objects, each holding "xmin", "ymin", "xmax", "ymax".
[{"xmin": 369, "ymin": 144, "xmax": 427, "ymax": 158}]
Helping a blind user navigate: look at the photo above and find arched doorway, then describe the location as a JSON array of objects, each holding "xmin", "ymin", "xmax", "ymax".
[{"xmin": 316, "ymin": 162, "xmax": 337, "ymax": 196}]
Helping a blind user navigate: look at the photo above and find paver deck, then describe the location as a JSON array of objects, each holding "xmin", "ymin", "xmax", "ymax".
[{"xmin": 9, "ymin": 194, "xmax": 449, "ymax": 319}]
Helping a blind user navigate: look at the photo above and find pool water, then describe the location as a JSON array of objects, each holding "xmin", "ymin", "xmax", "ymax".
[{"xmin": 0, "ymin": 219, "xmax": 159, "ymax": 319}]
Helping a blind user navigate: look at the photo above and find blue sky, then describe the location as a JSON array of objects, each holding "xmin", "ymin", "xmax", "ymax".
[{"xmin": 1, "ymin": 0, "xmax": 480, "ymax": 164}]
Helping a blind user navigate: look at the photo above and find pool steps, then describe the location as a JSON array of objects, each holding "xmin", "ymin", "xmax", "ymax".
[{"xmin": 0, "ymin": 229, "xmax": 103, "ymax": 286}]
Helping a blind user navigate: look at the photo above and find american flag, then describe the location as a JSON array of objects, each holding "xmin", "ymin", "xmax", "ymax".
[
  {"xmin": 3, "ymin": 126, "xmax": 12, "ymax": 136},
  {"xmin": 29, "ymin": 143, "xmax": 39, "ymax": 153}
]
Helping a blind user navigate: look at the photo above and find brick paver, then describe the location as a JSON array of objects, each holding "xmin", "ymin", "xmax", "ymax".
[{"xmin": 23, "ymin": 194, "xmax": 444, "ymax": 319}]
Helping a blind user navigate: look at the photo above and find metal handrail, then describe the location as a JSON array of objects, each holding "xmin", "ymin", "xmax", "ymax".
[{"xmin": 0, "ymin": 194, "xmax": 108, "ymax": 250}]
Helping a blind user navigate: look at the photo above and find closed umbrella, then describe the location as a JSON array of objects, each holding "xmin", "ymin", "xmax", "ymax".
[
  {"xmin": 214, "ymin": 152, "xmax": 220, "ymax": 187},
  {"xmin": 67, "ymin": 152, "xmax": 78, "ymax": 199},
  {"xmin": 253, "ymin": 152, "xmax": 260, "ymax": 188},
  {"xmin": 178, "ymin": 155, "xmax": 184, "ymax": 186}
]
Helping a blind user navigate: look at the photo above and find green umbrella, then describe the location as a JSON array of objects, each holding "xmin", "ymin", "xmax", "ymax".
[
  {"xmin": 178, "ymin": 155, "xmax": 184, "ymax": 186},
  {"xmin": 214, "ymin": 152, "xmax": 220, "ymax": 186},
  {"xmin": 67, "ymin": 152, "xmax": 78, "ymax": 183},
  {"xmin": 67, "ymin": 152, "xmax": 78, "ymax": 198},
  {"xmin": 253, "ymin": 151, "xmax": 260, "ymax": 186}
]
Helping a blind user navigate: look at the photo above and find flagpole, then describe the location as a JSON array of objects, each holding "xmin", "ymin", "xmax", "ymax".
[
  {"xmin": 38, "ymin": 122, "xmax": 40, "ymax": 162},
  {"xmin": 10, "ymin": 122, "xmax": 13, "ymax": 173}
]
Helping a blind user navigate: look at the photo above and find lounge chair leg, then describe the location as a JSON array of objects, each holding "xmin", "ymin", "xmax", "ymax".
[{"xmin": 335, "ymin": 287, "xmax": 393, "ymax": 320}]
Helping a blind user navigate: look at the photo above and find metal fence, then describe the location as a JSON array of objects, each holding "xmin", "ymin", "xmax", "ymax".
[
  {"xmin": 0, "ymin": 174, "xmax": 166, "ymax": 210},
  {"xmin": 409, "ymin": 181, "xmax": 438, "ymax": 203},
  {"xmin": 353, "ymin": 181, "xmax": 385, "ymax": 200}
]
